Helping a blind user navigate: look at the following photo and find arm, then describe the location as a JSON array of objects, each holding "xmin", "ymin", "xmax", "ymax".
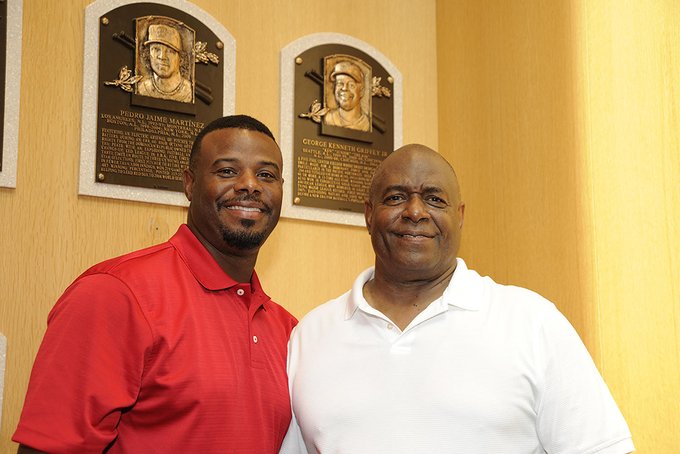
[
  {"xmin": 12, "ymin": 273, "xmax": 152, "ymax": 452},
  {"xmin": 536, "ymin": 306, "xmax": 634, "ymax": 453}
]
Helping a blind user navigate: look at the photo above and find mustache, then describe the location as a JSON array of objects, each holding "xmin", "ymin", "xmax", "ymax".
[{"xmin": 217, "ymin": 194, "xmax": 271, "ymax": 214}]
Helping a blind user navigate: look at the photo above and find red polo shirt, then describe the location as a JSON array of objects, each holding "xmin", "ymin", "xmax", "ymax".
[{"xmin": 14, "ymin": 225, "xmax": 297, "ymax": 453}]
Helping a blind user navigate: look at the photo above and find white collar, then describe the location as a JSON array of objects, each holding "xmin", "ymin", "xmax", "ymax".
[{"xmin": 345, "ymin": 258, "xmax": 482, "ymax": 321}]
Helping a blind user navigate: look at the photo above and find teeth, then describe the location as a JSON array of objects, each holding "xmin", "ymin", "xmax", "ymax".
[{"xmin": 227, "ymin": 206, "xmax": 261, "ymax": 212}]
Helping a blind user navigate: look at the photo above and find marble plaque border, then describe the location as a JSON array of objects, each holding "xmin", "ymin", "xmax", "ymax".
[
  {"xmin": 280, "ymin": 33, "xmax": 402, "ymax": 227},
  {"xmin": 79, "ymin": 0, "xmax": 235, "ymax": 207},
  {"xmin": 0, "ymin": 0, "xmax": 23, "ymax": 189}
]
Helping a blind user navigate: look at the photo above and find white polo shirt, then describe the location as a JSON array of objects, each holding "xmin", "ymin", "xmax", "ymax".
[{"xmin": 281, "ymin": 259, "xmax": 634, "ymax": 454}]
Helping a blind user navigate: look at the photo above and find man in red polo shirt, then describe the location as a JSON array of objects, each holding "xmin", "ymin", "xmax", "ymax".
[{"xmin": 14, "ymin": 115, "xmax": 298, "ymax": 453}]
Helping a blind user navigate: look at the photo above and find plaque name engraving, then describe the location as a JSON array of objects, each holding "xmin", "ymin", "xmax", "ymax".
[
  {"xmin": 97, "ymin": 109, "xmax": 204, "ymax": 190},
  {"xmin": 297, "ymin": 137, "xmax": 387, "ymax": 204}
]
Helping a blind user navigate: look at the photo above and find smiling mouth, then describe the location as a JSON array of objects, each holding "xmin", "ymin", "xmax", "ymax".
[
  {"xmin": 226, "ymin": 206, "xmax": 263, "ymax": 213},
  {"xmin": 396, "ymin": 233, "xmax": 432, "ymax": 239}
]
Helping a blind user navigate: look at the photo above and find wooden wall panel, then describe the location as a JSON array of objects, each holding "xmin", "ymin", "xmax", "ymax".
[
  {"xmin": 574, "ymin": 0, "xmax": 680, "ymax": 451},
  {"xmin": 436, "ymin": 1, "xmax": 595, "ymax": 346},
  {"xmin": 0, "ymin": 0, "xmax": 438, "ymax": 450},
  {"xmin": 438, "ymin": 0, "xmax": 680, "ymax": 452}
]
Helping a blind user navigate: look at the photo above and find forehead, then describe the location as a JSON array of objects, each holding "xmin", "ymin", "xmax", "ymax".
[
  {"xmin": 335, "ymin": 74, "xmax": 359, "ymax": 84},
  {"xmin": 374, "ymin": 152, "xmax": 457, "ymax": 194},
  {"xmin": 198, "ymin": 128, "xmax": 282, "ymax": 167}
]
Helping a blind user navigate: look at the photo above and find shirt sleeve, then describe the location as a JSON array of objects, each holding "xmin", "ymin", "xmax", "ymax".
[
  {"xmin": 536, "ymin": 306, "xmax": 634, "ymax": 454},
  {"xmin": 13, "ymin": 272, "xmax": 154, "ymax": 453}
]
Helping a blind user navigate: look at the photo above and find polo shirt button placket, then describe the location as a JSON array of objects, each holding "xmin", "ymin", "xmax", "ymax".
[{"xmin": 236, "ymin": 288, "xmax": 245, "ymax": 296}]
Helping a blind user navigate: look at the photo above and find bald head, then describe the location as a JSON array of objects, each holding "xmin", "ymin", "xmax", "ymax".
[{"xmin": 368, "ymin": 144, "xmax": 461, "ymax": 205}]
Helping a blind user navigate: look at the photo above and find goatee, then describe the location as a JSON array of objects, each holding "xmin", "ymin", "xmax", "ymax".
[
  {"xmin": 220, "ymin": 222, "xmax": 266, "ymax": 250},
  {"xmin": 216, "ymin": 195, "xmax": 272, "ymax": 249}
]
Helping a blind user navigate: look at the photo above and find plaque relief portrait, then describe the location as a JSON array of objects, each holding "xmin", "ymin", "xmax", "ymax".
[
  {"xmin": 323, "ymin": 56, "xmax": 371, "ymax": 132},
  {"xmin": 287, "ymin": 38, "xmax": 400, "ymax": 225},
  {"xmin": 135, "ymin": 17, "xmax": 194, "ymax": 103},
  {"xmin": 80, "ymin": 0, "xmax": 234, "ymax": 207}
]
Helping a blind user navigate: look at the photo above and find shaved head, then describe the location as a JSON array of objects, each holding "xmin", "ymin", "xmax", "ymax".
[{"xmin": 368, "ymin": 144, "xmax": 461, "ymax": 205}]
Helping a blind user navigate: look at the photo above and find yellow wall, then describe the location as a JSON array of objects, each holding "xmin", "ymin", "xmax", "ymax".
[
  {"xmin": 0, "ymin": 0, "xmax": 438, "ymax": 450},
  {"xmin": 3, "ymin": 0, "xmax": 678, "ymax": 452},
  {"xmin": 438, "ymin": 1, "xmax": 680, "ymax": 452}
]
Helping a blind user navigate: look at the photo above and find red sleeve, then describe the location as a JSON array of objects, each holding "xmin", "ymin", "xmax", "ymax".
[{"xmin": 13, "ymin": 273, "xmax": 154, "ymax": 453}]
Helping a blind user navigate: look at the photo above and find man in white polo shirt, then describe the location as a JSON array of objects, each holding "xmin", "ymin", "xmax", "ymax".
[{"xmin": 280, "ymin": 144, "xmax": 634, "ymax": 454}]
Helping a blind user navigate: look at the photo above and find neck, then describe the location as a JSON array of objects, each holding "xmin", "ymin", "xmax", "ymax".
[
  {"xmin": 363, "ymin": 263, "xmax": 456, "ymax": 330},
  {"xmin": 338, "ymin": 107, "xmax": 362, "ymax": 122},
  {"xmin": 153, "ymin": 73, "xmax": 183, "ymax": 94},
  {"xmin": 186, "ymin": 223, "xmax": 259, "ymax": 283}
]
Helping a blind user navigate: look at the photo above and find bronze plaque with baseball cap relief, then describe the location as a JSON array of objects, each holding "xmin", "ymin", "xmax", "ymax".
[
  {"xmin": 294, "ymin": 45, "xmax": 395, "ymax": 214},
  {"xmin": 94, "ymin": 2, "xmax": 225, "ymax": 193},
  {"xmin": 136, "ymin": 21, "xmax": 194, "ymax": 104}
]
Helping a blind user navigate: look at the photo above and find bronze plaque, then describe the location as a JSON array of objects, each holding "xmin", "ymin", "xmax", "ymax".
[
  {"xmin": 95, "ymin": 2, "xmax": 224, "ymax": 192},
  {"xmin": 293, "ymin": 44, "xmax": 395, "ymax": 214}
]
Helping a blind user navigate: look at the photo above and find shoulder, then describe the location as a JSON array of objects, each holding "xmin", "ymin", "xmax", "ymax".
[
  {"xmin": 82, "ymin": 241, "xmax": 176, "ymax": 281},
  {"xmin": 50, "ymin": 241, "xmax": 181, "ymax": 320},
  {"xmin": 448, "ymin": 259, "xmax": 555, "ymax": 312},
  {"xmin": 177, "ymin": 79, "xmax": 193, "ymax": 102},
  {"xmin": 137, "ymin": 77, "xmax": 154, "ymax": 94},
  {"xmin": 324, "ymin": 109, "xmax": 341, "ymax": 123},
  {"xmin": 357, "ymin": 113, "xmax": 370, "ymax": 128},
  {"xmin": 291, "ymin": 289, "xmax": 351, "ymax": 341},
  {"xmin": 450, "ymin": 261, "xmax": 566, "ymax": 335}
]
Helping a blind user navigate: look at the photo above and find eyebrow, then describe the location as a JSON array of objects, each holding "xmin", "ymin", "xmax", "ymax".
[
  {"xmin": 212, "ymin": 158, "xmax": 281, "ymax": 173},
  {"xmin": 382, "ymin": 184, "xmax": 445, "ymax": 194}
]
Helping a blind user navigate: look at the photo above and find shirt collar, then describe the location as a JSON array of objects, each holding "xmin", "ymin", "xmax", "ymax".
[
  {"xmin": 169, "ymin": 225, "xmax": 270, "ymax": 305},
  {"xmin": 442, "ymin": 258, "xmax": 482, "ymax": 311},
  {"xmin": 345, "ymin": 267, "xmax": 376, "ymax": 320},
  {"xmin": 345, "ymin": 258, "xmax": 481, "ymax": 319}
]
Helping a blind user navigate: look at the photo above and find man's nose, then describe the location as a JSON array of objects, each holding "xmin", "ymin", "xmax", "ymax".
[
  {"xmin": 234, "ymin": 171, "xmax": 261, "ymax": 193},
  {"xmin": 402, "ymin": 196, "xmax": 430, "ymax": 223}
]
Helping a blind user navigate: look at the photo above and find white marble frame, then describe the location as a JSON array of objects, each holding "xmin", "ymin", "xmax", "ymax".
[
  {"xmin": 280, "ymin": 33, "xmax": 402, "ymax": 227},
  {"xmin": 79, "ymin": 0, "xmax": 235, "ymax": 207},
  {"xmin": 0, "ymin": 0, "xmax": 23, "ymax": 189}
]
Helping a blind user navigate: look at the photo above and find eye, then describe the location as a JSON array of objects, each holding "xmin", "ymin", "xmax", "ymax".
[
  {"xmin": 383, "ymin": 194, "xmax": 405, "ymax": 205},
  {"xmin": 426, "ymin": 195, "xmax": 448, "ymax": 207},
  {"xmin": 257, "ymin": 170, "xmax": 278, "ymax": 180},
  {"xmin": 215, "ymin": 168, "xmax": 237, "ymax": 177}
]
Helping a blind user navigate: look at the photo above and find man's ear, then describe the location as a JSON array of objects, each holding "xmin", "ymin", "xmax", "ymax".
[
  {"xmin": 364, "ymin": 200, "xmax": 373, "ymax": 234},
  {"xmin": 458, "ymin": 202, "xmax": 466, "ymax": 229},
  {"xmin": 183, "ymin": 168, "xmax": 195, "ymax": 202}
]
